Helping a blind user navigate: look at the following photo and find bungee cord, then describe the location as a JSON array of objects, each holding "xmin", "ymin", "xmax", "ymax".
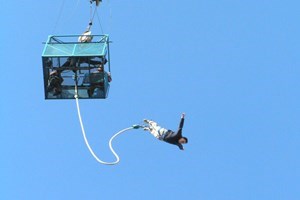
[{"xmin": 74, "ymin": 79, "xmax": 143, "ymax": 165}]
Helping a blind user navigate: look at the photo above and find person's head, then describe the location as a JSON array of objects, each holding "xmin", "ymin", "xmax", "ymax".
[
  {"xmin": 50, "ymin": 70, "xmax": 59, "ymax": 76},
  {"xmin": 178, "ymin": 137, "xmax": 188, "ymax": 144},
  {"xmin": 97, "ymin": 66, "xmax": 104, "ymax": 72}
]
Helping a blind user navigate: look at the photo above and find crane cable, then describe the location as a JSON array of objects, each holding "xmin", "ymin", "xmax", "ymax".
[
  {"xmin": 51, "ymin": 0, "xmax": 66, "ymax": 34},
  {"xmin": 52, "ymin": 0, "xmax": 82, "ymax": 34},
  {"xmin": 89, "ymin": 1, "xmax": 98, "ymax": 25},
  {"xmin": 74, "ymin": 78, "xmax": 143, "ymax": 165}
]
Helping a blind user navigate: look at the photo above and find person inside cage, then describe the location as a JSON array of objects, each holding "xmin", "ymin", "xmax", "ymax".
[
  {"xmin": 87, "ymin": 65, "xmax": 112, "ymax": 98},
  {"xmin": 47, "ymin": 69, "xmax": 64, "ymax": 96}
]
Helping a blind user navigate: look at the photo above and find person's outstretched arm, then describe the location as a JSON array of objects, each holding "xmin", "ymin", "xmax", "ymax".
[{"xmin": 179, "ymin": 113, "xmax": 185, "ymax": 130}]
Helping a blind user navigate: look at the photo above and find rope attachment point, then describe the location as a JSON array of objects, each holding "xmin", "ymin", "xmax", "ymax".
[{"xmin": 132, "ymin": 124, "xmax": 145, "ymax": 129}]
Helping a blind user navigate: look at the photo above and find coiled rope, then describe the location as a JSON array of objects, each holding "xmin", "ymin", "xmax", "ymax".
[{"xmin": 74, "ymin": 81, "xmax": 142, "ymax": 165}]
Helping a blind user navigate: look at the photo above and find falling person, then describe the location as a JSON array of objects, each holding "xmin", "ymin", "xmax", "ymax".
[{"xmin": 143, "ymin": 113, "xmax": 188, "ymax": 150}]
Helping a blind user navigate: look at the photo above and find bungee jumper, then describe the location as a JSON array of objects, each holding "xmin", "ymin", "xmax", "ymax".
[{"xmin": 143, "ymin": 113, "xmax": 188, "ymax": 150}]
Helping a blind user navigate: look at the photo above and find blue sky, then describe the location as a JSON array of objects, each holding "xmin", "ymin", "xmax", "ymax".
[{"xmin": 1, "ymin": 0, "xmax": 300, "ymax": 199}]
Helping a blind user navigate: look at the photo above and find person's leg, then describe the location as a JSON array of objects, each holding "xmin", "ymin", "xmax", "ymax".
[
  {"xmin": 144, "ymin": 120, "xmax": 162, "ymax": 131},
  {"xmin": 144, "ymin": 120, "xmax": 164, "ymax": 139},
  {"xmin": 88, "ymin": 85, "xmax": 96, "ymax": 97}
]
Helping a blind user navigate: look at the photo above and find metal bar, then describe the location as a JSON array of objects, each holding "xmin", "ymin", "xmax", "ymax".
[{"xmin": 107, "ymin": 36, "xmax": 111, "ymax": 73}]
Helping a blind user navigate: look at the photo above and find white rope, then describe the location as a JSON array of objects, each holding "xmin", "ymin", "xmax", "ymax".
[{"xmin": 74, "ymin": 88, "xmax": 135, "ymax": 165}]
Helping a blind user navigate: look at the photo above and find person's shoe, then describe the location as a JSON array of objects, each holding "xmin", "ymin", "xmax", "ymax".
[{"xmin": 143, "ymin": 119, "xmax": 150, "ymax": 124}]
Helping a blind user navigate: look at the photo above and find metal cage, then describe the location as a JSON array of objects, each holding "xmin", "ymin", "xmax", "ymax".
[{"xmin": 42, "ymin": 35, "xmax": 111, "ymax": 99}]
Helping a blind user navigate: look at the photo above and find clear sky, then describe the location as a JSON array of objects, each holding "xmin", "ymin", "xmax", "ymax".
[{"xmin": 1, "ymin": 0, "xmax": 300, "ymax": 199}]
